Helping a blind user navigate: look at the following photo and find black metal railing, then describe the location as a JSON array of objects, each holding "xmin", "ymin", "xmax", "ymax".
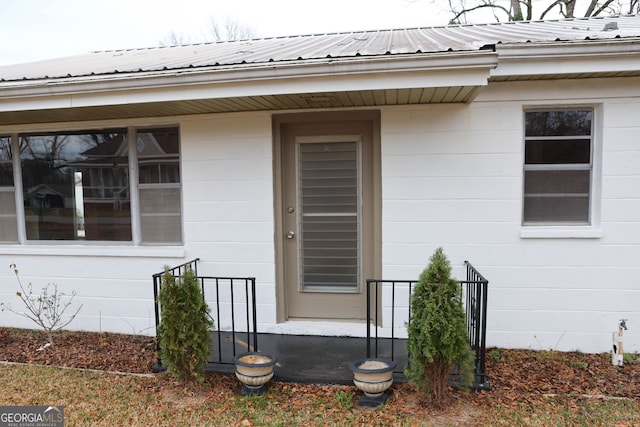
[
  {"xmin": 366, "ymin": 261, "xmax": 489, "ymax": 390},
  {"xmin": 152, "ymin": 259, "xmax": 258, "ymax": 372}
]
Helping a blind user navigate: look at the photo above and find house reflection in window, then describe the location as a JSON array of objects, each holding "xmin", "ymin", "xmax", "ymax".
[{"xmin": 21, "ymin": 130, "xmax": 131, "ymax": 241}]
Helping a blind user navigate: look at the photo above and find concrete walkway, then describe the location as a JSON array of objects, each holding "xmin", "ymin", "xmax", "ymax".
[{"xmin": 205, "ymin": 332, "xmax": 408, "ymax": 385}]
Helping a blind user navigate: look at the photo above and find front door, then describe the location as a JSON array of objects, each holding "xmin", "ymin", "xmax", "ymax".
[{"xmin": 277, "ymin": 113, "xmax": 380, "ymax": 321}]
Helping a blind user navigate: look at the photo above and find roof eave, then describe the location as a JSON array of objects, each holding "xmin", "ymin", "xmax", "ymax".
[
  {"xmin": 492, "ymin": 38, "xmax": 640, "ymax": 78},
  {"xmin": 0, "ymin": 51, "xmax": 498, "ymax": 101}
]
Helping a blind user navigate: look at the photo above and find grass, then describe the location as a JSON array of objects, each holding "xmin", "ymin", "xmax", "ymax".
[
  {"xmin": 1, "ymin": 364, "xmax": 638, "ymax": 426},
  {"xmin": 488, "ymin": 397, "xmax": 639, "ymax": 427}
]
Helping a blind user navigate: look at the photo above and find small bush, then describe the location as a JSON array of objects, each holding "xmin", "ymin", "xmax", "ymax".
[
  {"xmin": 405, "ymin": 248, "xmax": 474, "ymax": 404},
  {"xmin": 1, "ymin": 264, "xmax": 82, "ymax": 347},
  {"xmin": 157, "ymin": 267, "xmax": 213, "ymax": 384}
]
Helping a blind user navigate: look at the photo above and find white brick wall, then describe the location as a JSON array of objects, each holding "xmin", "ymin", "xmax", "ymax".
[
  {"xmin": 1, "ymin": 77, "xmax": 638, "ymax": 354},
  {"xmin": 379, "ymin": 78, "xmax": 640, "ymax": 353}
]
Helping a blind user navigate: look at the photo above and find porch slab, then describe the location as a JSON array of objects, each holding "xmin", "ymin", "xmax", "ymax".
[{"xmin": 204, "ymin": 332, "xmax": 408, "ymax": 385}]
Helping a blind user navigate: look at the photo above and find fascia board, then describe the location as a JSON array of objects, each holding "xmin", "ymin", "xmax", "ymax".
[
  {"xmin": 492, "ymin": 39, "xmax": 640, "ymax": 77},
  {"xmin": 0, "ymin": 51, "xmax": 497, "ymax": 102}
]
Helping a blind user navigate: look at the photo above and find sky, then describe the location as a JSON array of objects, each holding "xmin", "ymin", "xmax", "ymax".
[{"xmin": 0, "ymin": 0, "xmax": 452, "ymax": 66}]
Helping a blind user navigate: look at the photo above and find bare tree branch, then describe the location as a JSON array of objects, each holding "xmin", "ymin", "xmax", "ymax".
[
  {"xmin": 451, "ymin": 2, "xmax": 514, "ymax": 23},
  {"xmin": 540, "ymin": 0, "xmax": 563, "ymax": 18},
  {"xmin": 208, "ymin": 16, "xmax": 257, "ymax": 42},
  {"xmin": 444, "ymin": 0, "xmax": 632, "ymax": 22},
  {"xmin": 160, "ymin": 31, "xmax": 191, "ymax": 47},
  {"xmin": 584, "ymin": 0, "xmax": 600, "ymax": 16},
  {"xmin": 591, "ymin": 0, "xmax": 617, "ymax": 16},
  {"xmin": 159, "ymin": 16, "xmax": 257, "ymax": 47}
]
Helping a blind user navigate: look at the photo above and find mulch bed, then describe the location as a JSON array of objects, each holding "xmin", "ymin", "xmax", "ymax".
[
  {"xmin": 0, "ymin": 328, "xmax": 156, "ymax": 373},
  {"xmin": 0, "ymin": 327, "xmax": 638, "ymax": 405},
  {"xmin": 477, "ymin": 348, "xmax": 640, "ymax": 404}
]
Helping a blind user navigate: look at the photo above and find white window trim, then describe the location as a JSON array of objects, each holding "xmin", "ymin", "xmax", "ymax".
[
  {"xmin": 520, "ymin": 226, "xmax": 602, "ymax": 239},
  {"xmin": 0, "ymin": 244, "xmax": 185, "ymax": 258},
  {"xmin": 520, "ymin": 105, "xmax": 602, "ymax": 239},
  {"xmin": 129, "ymin": 126, "xmax": 142, "ymax": 245}
]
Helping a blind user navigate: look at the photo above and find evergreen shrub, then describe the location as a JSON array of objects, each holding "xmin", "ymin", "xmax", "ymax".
[
  {"xmin": 405, "ymin": 247, "xmax": 474, "ymax": 404},
  {"xmin": 157, "ymin": 267, "xmax": 213, "ymax": 383}
]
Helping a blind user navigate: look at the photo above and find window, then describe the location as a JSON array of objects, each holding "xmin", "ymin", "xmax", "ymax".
[
  {"xmin": 21, "ymin": 130, "xmax": 130, "ymax": 241},
  {"xmin": 3, "ymin": 126, "xmax": 182, "ymax": 244},
  {"xmin": 137, "ymin": 128, "xmax": 182, "ymax": 244},
  {"xmin": 523, "ymin": 109, "xmax": 593, "ymax": 225},
  {"xmin": 0, "ymin": 136, "xmax": 18, "ymax": 242}
]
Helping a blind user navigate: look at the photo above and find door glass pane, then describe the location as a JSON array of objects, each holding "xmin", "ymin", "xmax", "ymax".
[{"xmin": 298, "ymin": 141, "xmax": 359, "ymax": 291}]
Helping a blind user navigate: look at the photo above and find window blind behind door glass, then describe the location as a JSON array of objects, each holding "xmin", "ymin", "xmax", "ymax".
[{"xmin": 298, "ymin": 141, "xmax": 359, "ymax": 291}]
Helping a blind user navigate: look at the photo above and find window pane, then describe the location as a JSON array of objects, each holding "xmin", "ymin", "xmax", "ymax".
[
  {"xmin": 524, "ymin": 170, "xmax": 590, "ymax": 194},
  {"xmin": 139, "ymin": 188, "xmax": 182, "ymax": 244},
  {"xmin": 523, "ymin": 196, "xmax": 590, "ymax": 223},
  {"xmin": 525, "ymin": 110, "xmax": 592, "ymax": 136},
  {"xmin": 0, "ymin": 137, "xmax": 13, "ymax": 186},
  {"xmin": 137, "ymin": 128, "xmax": 180, "ymax": 184},
  {"xmin": 0, "ymin": 191, "xmax": 18, "ymax": 242},
  {"xmin": 20, "ymin": 130, "xmax": 131, "ymax": 241},
  {"xmin": 137, "ymin": 128, "xmax": 182, "ymax": 244},
  {"xmin": 525, "ymin": 139, "xmax": 591, "ymax": 164}
]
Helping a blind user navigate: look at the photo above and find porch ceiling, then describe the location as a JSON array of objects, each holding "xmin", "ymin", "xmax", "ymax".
[{"xmin": 0, "ymin": 85, "xmax": 480, "ymax": 125}]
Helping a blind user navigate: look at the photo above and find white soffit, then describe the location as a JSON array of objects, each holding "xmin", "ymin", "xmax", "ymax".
[{"xmin": 0, "ymin": 52, "xmax": 497, "ymax": 125}]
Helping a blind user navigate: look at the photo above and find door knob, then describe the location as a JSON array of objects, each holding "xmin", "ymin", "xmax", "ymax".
[{"xmin": 287, "ymin": 231, "xmax": 295, "ymax": 239}]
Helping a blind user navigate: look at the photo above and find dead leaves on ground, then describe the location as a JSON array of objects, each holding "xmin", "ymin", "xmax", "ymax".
[{"xmin": 0, "ymin": 327, "xmax": 639, "ymax": 423}]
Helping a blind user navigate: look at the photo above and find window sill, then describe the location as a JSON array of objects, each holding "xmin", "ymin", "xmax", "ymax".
[
  {"xmin": 0, "ymin": 244, "xmax": 185, "ymax": 258},
  {"xmin": 520, "ymin": 226, "xmax": 602, "ymax": 239}
]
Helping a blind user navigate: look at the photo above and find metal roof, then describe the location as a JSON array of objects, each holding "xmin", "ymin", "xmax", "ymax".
[{"xmin": 1, "ymin": 15, "xmax": 639, "ymax": 82}]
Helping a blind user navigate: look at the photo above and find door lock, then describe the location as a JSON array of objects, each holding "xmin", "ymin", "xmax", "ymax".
[{"xmin": 287, "ymin": 231, "xmax": 295, "ymax": 239}]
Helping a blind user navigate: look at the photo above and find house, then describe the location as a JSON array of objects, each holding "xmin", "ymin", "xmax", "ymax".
[{"xmin": 0, "ymin": 15, "xmax": 638, "ymax": 356}]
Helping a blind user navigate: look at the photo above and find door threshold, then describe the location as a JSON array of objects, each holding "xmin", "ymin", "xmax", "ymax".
[
  {"xmin": 265, "ymin": 319, "xmax": 369, "ymax": 338},
  {"xmin": 288, "ymin": 317, "xmax": 366, "ymax": 324}
]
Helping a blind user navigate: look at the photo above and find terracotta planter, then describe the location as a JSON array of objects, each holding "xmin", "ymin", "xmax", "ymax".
[
  {"xmin": 349, "ymin": 358, "xmax": 397, "ymax": 406},
  {"xmin": 234, "ymin": 352, "xmax": 277, "ymax": 395}
]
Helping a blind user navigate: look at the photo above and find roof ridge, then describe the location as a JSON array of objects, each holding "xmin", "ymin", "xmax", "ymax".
[{"xmin": 89, "ymin": 14, "xmax": 634, "ymax": 55}]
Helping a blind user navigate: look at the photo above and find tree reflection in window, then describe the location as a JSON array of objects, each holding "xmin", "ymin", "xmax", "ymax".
[{"xmin": 20, "ymin": 130, "xmax": 131, "ymax": 241}]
